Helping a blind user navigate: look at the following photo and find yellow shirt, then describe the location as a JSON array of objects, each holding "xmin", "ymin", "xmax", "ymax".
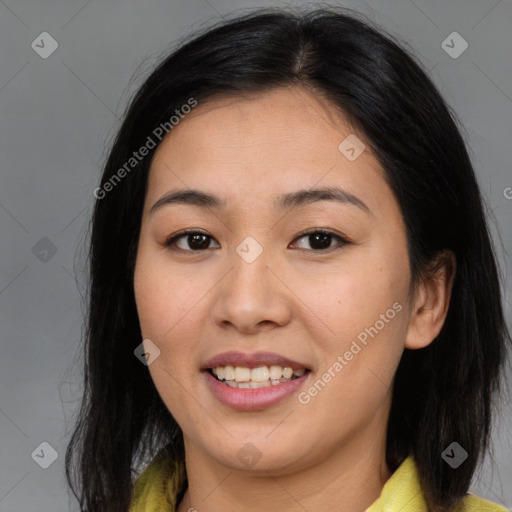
[{"xmin": 129, "ymin": 449, "xmax": 509, "ymax": 511}]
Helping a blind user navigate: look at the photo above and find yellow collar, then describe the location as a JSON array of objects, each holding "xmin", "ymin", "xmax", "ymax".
[{"xmin": 130, "ymin": 450, "xmax": 508, "ymax": 511}]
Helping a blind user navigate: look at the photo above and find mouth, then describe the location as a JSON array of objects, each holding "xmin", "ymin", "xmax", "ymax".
[
  {"xmin": 201, "ymin": 351, "xmax": 312, "ymax": 409},
  {"xmin": 206, "ymin": 365, "xmax": 311, "ymax": 389}
]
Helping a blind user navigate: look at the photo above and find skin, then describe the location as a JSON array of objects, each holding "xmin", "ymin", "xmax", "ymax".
[{"xmin": 133, "ymin": 86, "xmax": 455, "ymax": 512}]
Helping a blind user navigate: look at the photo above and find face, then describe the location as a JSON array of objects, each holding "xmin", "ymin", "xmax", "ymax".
[{"xmin": 133, "ymin": 86, "xmax": 414, "ymax": 474}]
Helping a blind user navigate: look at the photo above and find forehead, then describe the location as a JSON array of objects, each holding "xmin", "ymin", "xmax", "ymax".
[
  {"xmin": 156, "ymin": 86, "xmax": 355, "ymax": 153},
  {"xmin": 146, "ymin": 86, "xmax": 389, "ymax": 214}
]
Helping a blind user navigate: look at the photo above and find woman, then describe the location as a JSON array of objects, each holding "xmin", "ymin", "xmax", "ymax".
[{"xmin": 65, "ymin": 6, "xmax": 511, "ymax": 512}]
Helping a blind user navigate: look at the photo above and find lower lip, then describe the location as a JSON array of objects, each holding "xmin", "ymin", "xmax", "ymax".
[{"xmin": 203, "ymin": 370, "xmax": 310, "ymax": 411}]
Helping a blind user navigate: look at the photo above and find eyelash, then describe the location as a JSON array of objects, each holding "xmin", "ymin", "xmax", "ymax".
[{"xmin": 163, "ymin": 228, "xmax": 350, "ymax": 253}]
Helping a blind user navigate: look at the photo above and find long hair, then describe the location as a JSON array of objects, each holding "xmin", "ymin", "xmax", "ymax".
[{"xmin": 65, "ymin": 6, "xmax": 511, "ymax": 511}]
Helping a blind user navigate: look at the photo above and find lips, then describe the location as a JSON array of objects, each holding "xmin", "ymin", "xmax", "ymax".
[
  {"xmin": 203, "ymin": 368, "xmax": 310, "ymax": 411},
  {"xmin": 201, "ymin": 351, "xmax": 311, "ymax": 412},
  {"xmin": 201, "ymin": 350, "xmax": 310, "ymax": 372}
]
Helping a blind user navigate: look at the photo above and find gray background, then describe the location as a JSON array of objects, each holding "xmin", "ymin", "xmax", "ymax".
[{"xmin": 1, "ymin": 0, "xmax": 511, "ymax": 510}]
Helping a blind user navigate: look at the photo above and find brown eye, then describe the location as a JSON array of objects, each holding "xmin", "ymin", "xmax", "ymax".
[
  {"xmin": 291, "ymin": 229, "xmax": 349, "ymax": 251},
  {"xmin": 164, "ymin": 230, "xmax": 220, "ymax": 251},
  {"xmin": 164, "ymin": 228, "xmax": 349, "ymax": 253}
]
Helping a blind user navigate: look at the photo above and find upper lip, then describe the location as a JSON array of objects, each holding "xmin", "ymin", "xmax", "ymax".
[{"xmin": 202, "ymin": 351, "xmax": 310, "ymax": 371}]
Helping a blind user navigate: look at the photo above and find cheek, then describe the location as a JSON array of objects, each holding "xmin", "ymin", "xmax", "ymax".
[
  {"xmin": 134, "ymin": 250, "xmax": 205, "ymax": 420},
  {"xmin": 299, "ymin": 275, "xmax": 407, "ymax": 432},
  {"xmin": 134, "ymin": 246, "xmax": 201, "ymax": 342},
  {"xmin": 307, "ymin": 247, "xmax": 409, "ymax": 392},
  {"xmin": 308, "ymin": 257, "xmax": 408, "ymax": 345},
  {"xmin": 133, "ymin": 245, "xmax": 218, "ymax": 404}
]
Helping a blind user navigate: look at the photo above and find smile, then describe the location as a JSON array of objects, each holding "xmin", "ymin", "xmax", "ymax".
[{"xmin": 209, "ymin": 365, "xmax": 308, "ymax": 389}]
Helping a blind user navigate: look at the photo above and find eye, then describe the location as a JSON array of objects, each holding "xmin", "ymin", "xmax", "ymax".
[
  {"xmin": 163, "ymin": 230, "xmax": 220, "ymax": 251},
  {"xmin": 290, "ymin": 228, "xmax": 349, "ymax": 252},
  {"xmin": 163, "ymin": 228, "xmax": 349, "ymax": 253}
]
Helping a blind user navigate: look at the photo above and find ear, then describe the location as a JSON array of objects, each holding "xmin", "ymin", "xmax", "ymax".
[{"xmin": 405, "ymin": 250, "xmax": 457, "ymax": 350}]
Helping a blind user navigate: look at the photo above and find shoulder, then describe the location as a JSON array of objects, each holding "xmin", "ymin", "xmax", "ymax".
[
  {"xmin": 367, "ymin": 455, "xmax": 510, "ymax": 512},
  {"xmin": 130, "ymin": 449, "xmax": 186, "ymax": 512},
  {"xmin": 457, "ymin": 493, "xmax": 509, "ymax": 511}
]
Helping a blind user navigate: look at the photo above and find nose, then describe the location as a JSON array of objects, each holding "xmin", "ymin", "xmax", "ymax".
[{"xmin": 210, "ymin": 239, "xmax": 291, "ymax": 334}]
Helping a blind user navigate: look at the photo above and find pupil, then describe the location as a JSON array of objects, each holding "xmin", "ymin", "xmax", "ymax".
[
  {"xmin": 310, "ymin": 233, "xmax": 331, "ymax": 250},
  {"xmin": 189, "ymin": 234, "xmax": 209, "ymax": 250}
]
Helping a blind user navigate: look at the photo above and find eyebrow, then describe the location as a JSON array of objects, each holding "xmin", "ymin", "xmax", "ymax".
[{"xmin": 150, "ymin": 186, "xmax": 370, "ymax": 215}]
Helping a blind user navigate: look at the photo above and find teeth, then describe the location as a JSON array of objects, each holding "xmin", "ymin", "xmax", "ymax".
[
  {"xmin": 251, "ymin": 366, "xmax": 269, "ymax": 382},
  {"xmin": 234, "ymin": 366, "xmax": 251, "ymax": 382},
  {"xmin": 269, "ymin": 365, "xmax": 282, "ymax": 380},
  {"xmin": 211, "ymin": 364, "xmax": 307, "ymax": 387},
  {"xmin": 223, "ymin": 365, "xmax": 235, "ymax": 380},
  {"xmin": 282, "ymin": 367, "xmax": 293, "ymax": 379}
]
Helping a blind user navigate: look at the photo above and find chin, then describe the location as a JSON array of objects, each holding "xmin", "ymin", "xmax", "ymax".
[{"xmin": 198, "ymin": 434, "xmax": 310, "ymax": 474}]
